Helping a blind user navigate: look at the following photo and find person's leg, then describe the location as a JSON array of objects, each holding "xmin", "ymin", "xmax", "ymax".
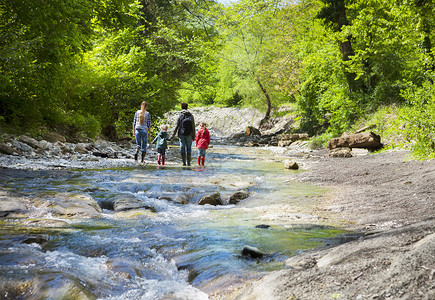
[
  {"xmin": 179, "ymin": 135, "xmax": 187, "ymax": 166},
  {"xmin": 185, "ymin": 135, "xmax": 193, "ymax": 166},
  {"xmin": 199, "ymin": 149, "xmax": 206, "ymax": 166},
  {"xmin": 141, "ymin": 131, "xmax": 148, "ymax": 153},
  {"xmin": 135, "ymin": 129, "xmax": 141, "ymax": 161},
  {"xmin": 158, "ymin": 148, "xmax": 165, "ymax": 165},
  {"xmin": 161, "ymin": 149, "xmax": 166, "ymax": 165},
  {"xmin": 141, "ymin": 130, "xmax": 148, "ymax": 162}
]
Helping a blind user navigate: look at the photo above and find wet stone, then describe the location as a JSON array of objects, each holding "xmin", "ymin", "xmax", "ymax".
[{"xmin": 241, "ymin": 245, "xmax": 264, "ymax": 259}]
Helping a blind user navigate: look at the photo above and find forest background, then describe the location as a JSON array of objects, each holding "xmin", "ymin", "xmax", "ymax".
[{"xmin": 1, "ymin": 0, "xmax": 434, "ymax": 159}]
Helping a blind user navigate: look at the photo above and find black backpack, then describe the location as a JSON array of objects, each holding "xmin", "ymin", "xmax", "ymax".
[{"xmin": 179, "ymin": 112, "xmax": 193, "ymax": 136}]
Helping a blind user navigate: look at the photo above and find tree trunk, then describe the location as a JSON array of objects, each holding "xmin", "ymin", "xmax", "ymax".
[
  {"xmin": 340, "ymin": 39, "xmax": 361, "ymax": 92},
  {"xmin": 256, "ymin": 78, "xmax": 271, "ymax": 125},
  {"xmin": 318, "ymin": 0, "xmax": 365, "ymax": 93}
]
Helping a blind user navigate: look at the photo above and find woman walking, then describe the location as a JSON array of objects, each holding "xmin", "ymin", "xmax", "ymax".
[{"xmin": 132, "ymin": 101, "xmax": 151, "ymax": 163}]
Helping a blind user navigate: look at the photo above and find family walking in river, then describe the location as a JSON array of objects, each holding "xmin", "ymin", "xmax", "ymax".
[{"xmin": 132, "ymin": 102, "xmax": 210, "ymax": 166}]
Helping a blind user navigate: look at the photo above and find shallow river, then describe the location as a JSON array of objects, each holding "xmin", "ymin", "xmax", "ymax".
[{"xmin": 0, "ymin": 146, "xmax": 346, "ymax": 299}]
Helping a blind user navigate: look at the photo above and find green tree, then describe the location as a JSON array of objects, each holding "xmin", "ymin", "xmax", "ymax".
[
  {"xmin": 0, "ymin": 0, "xmax": 96, "ymax": 129},
  {"xmin": 215, "ymin": 0, "xmax": 292, "ymax": 124}
]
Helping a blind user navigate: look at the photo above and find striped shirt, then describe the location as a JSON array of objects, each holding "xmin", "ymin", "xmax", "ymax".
[{"xmin": 133, "ymin": 110, "xmax": 151, "ymax": 130}]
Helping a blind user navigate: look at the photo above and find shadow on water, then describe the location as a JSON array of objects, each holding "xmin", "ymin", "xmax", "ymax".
[{"xmin": 0, "ymin": 146, "xmax": 357, "ymax": 299}]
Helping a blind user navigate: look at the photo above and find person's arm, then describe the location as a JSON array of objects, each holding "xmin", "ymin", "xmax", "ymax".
[
  {"xmin": 171, "ymin": 115, "xmax": 181, "ymax": 140},
  {"xmin": 132, "ymin": 112, "xmax": 138, "ymax": 136},
  {"xmin": 191, "ymin": 114, "xmax": 196, "ymax": 138},
  {"xmin": 147, "ymin": 112, "xmax": 151, "ymax": 136}
]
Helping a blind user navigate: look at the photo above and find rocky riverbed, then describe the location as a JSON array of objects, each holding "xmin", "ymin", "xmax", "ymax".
[
  {"xmin": 1, "ymin": 106, "xmax": 434, "ymax": 299},
  {"xmin": 232, "ymin": 150, "xmax": 435, "ymax": 300}
]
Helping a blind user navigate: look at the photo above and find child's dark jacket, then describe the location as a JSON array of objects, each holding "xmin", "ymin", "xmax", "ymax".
[{"xmin": 152, "ymin": 131, "xmax": 170, "ymax": 149}]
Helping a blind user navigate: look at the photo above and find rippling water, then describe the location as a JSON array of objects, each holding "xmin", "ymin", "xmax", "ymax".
[{"xmin": 0, "ymin": 146, "xmax": 346, "ymax": 299}]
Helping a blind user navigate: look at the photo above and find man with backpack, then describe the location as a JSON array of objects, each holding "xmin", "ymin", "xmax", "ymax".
[{"xmin": 171, "ymin": 102, "xmax": 196, "ymax": 166}]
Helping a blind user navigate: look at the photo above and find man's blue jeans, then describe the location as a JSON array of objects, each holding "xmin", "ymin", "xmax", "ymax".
[
  {"xmin": 135, "ymin": 128, "xmax": 148, "ymax": 152},
  {"xmin": 179, "ymin": 135, "xmax": 192, "ymax": 154}
]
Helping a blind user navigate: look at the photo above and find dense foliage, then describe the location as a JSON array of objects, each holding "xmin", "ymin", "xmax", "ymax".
[
  {"xmin": 1, "ymin": 0, "xmax": 434, "ymax": 158},
  {"xmin": 0, "ymin": 0, "xmax": 215, "ymax": 139}
]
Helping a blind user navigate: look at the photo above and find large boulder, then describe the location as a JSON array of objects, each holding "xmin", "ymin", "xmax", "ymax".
[
  {"xmin": 229, "ymin": 191, "xmax": 250, "ymax": 204},
  {"xmin": 328, "ymin": 131, "xmax": 382, "ymax": 151},
  {"xmin": 198, "ymin": 193, "xmax": 223, "ymax": 206},
  {"xmin": 18, "ymin": 135, "xmax": 40, "ymax": 149},
  {"xmin": 38, "ymin": 193, "xmax": 102, "ymax": 218},
  {"xmin": 100, "ymin": 194, "xmax": 155, "ymax": 212}
]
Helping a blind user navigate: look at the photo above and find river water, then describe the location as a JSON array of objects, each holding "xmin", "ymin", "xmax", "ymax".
[{"xmin": 0, "ymin": 146, "xmax": 345, "ymax": 299}]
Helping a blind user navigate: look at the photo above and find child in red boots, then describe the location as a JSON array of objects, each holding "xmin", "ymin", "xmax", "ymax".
[
  {"xmin": 152, "ymin": 124, "xmax": 171, "ymax": 165},
  {"xmin": 195, "ymin": 122, "xmax": 210, "ymax": 166}
]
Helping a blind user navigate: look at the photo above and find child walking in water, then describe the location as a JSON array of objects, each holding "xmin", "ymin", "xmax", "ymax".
[
  {"xmin": 152, "ymin": 124, "xmax": 171, "ymax": 165},
  {"xmin": 195, "ymin": 122, "xmax": 210, "ymax": 166}
]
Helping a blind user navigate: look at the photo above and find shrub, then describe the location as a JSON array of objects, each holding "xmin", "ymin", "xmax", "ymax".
[{"xmin": 400, "ymin": 82, "xmax": 435, "ymax": 159}]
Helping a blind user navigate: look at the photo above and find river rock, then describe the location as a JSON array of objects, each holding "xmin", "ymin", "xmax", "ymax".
[
  {"xmin": 24, "ymin": 218, "xmax": 70, "ymax": 227},
  {"xmin": 0, "ymin": 195, "xmax": 27, "ymax": 217},
  {"xmin": 284, "ymin": 160, "xmax": 299, "ymax": 170},
  {"xmin": 38, "ymin": 140, "xmax": 51, "ymax": 151},
  {"xmin": 329, "ymin": 147, "xmax": 353, "ymax": 158},
  {"xmin": 247, "ymin": 141, "xmax": 260, "ymax": 147},
  {"xmin": 198, "ymin": 192, "xmax": 223, "ymax": 206},
  {"xmin": 75, "ymin": 143, "xmax": 89, "ymax": 154},
  {"xmin": 40, "ymin": 192, "xmax": 102, "ymax": 218},
  {"xmin": 31, "ymin": 273, "xmax": 95, "ymax": 299},
  {"xmin": 277, "ymin": 133, "xmax": 309, "ymax": 147},
  {"xmin": 328, "ymin": 131, "xmax": 382, "ymax": 151},
  {"xmin": 22, "ymin": 236, "xmax": 50, "ymax": 247},
  {"xmin": 11, "ymin": 140, "xmax": 33, "ymax": 153},
  {"xmin": 229, "ymin": 191, "xmax": 250, "ymax": 204},
  {"xmin": 159, "ymin": 194, "xmax": 189, "ymax": 205},
  {"xmin": 245, "ymin": 126, "xmax": 261, "ymax": 136},
  {"xmin": 241, "ymin": 245, "xmax": 264, "ymax": 259},
  {"xmin": 106, "ymin": 258, "xmax": 142, "ymax": 279},
  {"xmin": 18, "ymin": 135, "xmax": 40, "ymax": 149},
  {"xmin": 0, "ymin": 143, "xmax": 17, "ymax": 155},
  {"xmin": 255, "ymin": 224, "xmax": 270, "ymax": 229},
  {"xmin": 100, "ymin": 194, "xmax": 155, "ymax": 212},
  {"xmin": 43, "ymin": 132, "xmax": 66, "ymax": 143}
]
